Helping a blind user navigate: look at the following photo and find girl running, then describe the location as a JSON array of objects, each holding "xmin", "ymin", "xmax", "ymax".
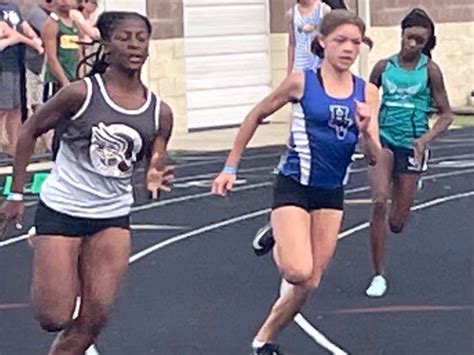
[
  {"xmin": 365, "ymin": 8, "xmax": 453, "ymax": 297},
  {"xmin": 213, "ymin": 10, "xmax": 380, "ymax": 354},
  {"xmin": 0, "ymin": 11, "xmax": 173, "ymax": 354}
]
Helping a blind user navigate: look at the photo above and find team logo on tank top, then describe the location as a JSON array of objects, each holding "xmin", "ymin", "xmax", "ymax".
[
  {"xmin": 328, "ymin": 105, "xmax": 353, "ymax": 140},
  {"xmin": 90, "ymin": 122, "xmax": 143, "ymax": 178}
]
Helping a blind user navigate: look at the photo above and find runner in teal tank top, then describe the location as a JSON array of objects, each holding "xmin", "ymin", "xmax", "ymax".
[
  {"xmin": 365, "ymin": 8, "xmax": 453, "ymax": 298},
  {"xmin": 379, "ymin": 53, "xmax": 433, "ymax": 149}
]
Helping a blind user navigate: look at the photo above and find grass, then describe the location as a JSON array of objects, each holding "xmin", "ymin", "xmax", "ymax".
[{"xmin": 453, "ymin": 114, "xmax": 474, "ymax": 127}]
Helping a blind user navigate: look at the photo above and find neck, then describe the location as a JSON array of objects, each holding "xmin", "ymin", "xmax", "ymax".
[
  {"xmin": 398, "ymin": 52, "xmax": 421, "ymax": 69},
  {"xmin": 298, "ymin": 1, "xmax": 316, "ymax": 8},
  {"xmin": 320, "ymin": 59, "xmax": 351, "ymax": 82},
  {"xmin": 104, "ymin": 67, "xmax": 143, "ymax": 91}
]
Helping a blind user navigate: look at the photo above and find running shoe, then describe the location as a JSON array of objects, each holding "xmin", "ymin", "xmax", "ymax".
[
  {"xmin": 252, "ymin": 223, "xmax": 275, "ymax": 256},
  {"xmin": 365, "ymin": 275, "xmax": 388, "ymax": 297},
  {"xmin": 253, "ymin": 343, "xmax": 284, "ymax": 355}
]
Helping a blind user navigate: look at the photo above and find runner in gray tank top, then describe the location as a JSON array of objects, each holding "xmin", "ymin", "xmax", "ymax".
[{"xmin": 0, "ymin": 11, "xmax": 174, "ymax": 354}]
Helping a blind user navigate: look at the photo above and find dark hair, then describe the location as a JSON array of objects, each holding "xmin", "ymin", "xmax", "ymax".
[
  {"xmin": 77, "ymin": 11, "xmax": 152, "ymax": 77},
  {"xmin": 311, "ymin": 10, "xmax": 367, "ymax": 58},
  {"xmin": 401, "ymin": 8, "xmax": 436, "ymax": 58},
  {"xmin": 322, "ymin": 0, "xmax": 348, "ymax": 10}
]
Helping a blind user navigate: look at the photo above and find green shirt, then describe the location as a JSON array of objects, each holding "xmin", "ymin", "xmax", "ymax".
[
  {"xmin": 44, "ymin": 14, "xmax": 79, "ymax": 83},
  {"xmin": 379, "ymin": 54, "xmax": 433, "ymax": 149}
]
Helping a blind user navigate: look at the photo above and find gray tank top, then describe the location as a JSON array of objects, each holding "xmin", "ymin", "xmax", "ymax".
[{"xmin": 40, "ymin": 74, "xmax": 160, "ymax": 218}]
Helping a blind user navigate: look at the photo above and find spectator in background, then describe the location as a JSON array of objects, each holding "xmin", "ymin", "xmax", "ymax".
[
  {"xmin": 0, "ymin": 0, "xmax": 43, "ymax": 156},
  {"xmin": 24, "ymin": 0, "xmax": 55, "ymax": 153},
  {"xmin": 42, "ymin": 0, "xmax": 80, "ymax": 158}
]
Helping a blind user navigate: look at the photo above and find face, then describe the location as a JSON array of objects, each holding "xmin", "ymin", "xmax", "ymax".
[
  {"xmin": 54, "ymin": 0, "xmax": 76, "ymax": 14},
  {"xmin": 83, "ymin": 0, "xmax": 98, "ymax": 14},
  {"xmin": 400, "ymin": 26, "xmax": 430, "ymax": 61},
  {"xmin": 319, "ymin": 23, "xmax": 362, "ymax": 71},
  {"xmin": 106, "ymin": 18, "xmax": 151, "ymax": 72}
]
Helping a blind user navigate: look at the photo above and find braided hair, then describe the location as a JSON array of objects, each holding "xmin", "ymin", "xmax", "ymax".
[
  {"xmin": 401, "ymin": 8, "xmax": 436, "ymax": 58},
  {"xmin": 77, "ymin": 11, "xmax": 152, "ymax": 77}
]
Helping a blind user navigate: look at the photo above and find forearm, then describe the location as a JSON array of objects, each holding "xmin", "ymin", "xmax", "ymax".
[
  {"xmin": 47, "ymin": 58, "xmax": 70, "ymax": 86},
  {"xmin": 0, "ymin": 37, "xmax": 19, "ymax": 50},
  {"xmin": 360, "ymin": 131, "xmax": 380, "ymax": 166},
  {"xmin": 287, "ymin": 45, "xmax": 295, "ymax": 76},
  {"xmin": 225, "ymin": 112, "xmax": 263, "ymax": 168},
  {"xmin": 420, "ymin": 113, "xmax": 453, "ymax": 143},
  {"xmin": 10, "ymin": 128, "xmax": 38, "ymax": 193}
]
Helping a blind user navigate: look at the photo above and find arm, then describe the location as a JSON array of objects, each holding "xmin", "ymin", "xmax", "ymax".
[
  {"xmin": 225, "ymin": 72, "xmax": 304, "ymax": 169},
  {"xmin": 42, "ymin": 18, "xmax": 70, "ymax": 87},
  {"xmin": 0, "ymin": 21, "xmax": 42, "ymax": 53},
  {"xmin": 419, "ymin": 61, "xmax": 453, "ymax": 143},
  {"xmin": 358, "ymin": 83, "xmax": 382, "ymax": 166},
  {"xmin": 287, "ymin": 9, "xmax": 295, "ymax": 76},
  {"xmin": 369, "ymin": 59, "xmax": 388, "ymax": 88},
  {"xmin": 146, "ymin": 101, "xmax": 174, "ymax": 198},
  {"xmin": 70, "ymin": 10, "xmax": 100, "ymax": 40},
  {"xmin": 20, "ymin": 20, "xmax": 44, "ymax": 53},
  {"xmin": 10, "ymin": 82, "xmax": 87, "ymax": 194},
  {"xmin": 150, "ymin": 101, "xmax": 173, "ymax": 169}
]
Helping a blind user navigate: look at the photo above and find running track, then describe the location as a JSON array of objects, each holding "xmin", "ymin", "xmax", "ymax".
[{"xmin": 0, "ymin": 127, "xmax": 473, "ymax": 354}]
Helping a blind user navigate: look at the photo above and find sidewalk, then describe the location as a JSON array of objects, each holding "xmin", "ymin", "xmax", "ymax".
[{"xmin": 168, "ymin": 120, "xmax": 290, "ymax": 152}]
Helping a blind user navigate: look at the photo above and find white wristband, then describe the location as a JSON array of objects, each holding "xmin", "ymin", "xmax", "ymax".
[{"xmin": 7, "ymin": 193, "xmax": 24, "ymax": 202}]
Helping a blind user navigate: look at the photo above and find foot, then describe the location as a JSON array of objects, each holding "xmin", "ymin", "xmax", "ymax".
[
  {"xmin": 253, "ymin": 343, "xmax": 283, "ymax": 355},
  {"xmin": 252, "ymin": 223, "xmax": 275, "ymax": 256},
  {"xmin": 365, "ymin": 275, "xmax": 387, "ymax": 298}
]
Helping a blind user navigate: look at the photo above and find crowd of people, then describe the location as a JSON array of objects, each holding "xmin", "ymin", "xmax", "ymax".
[
  {"xmin": 0, "ymin": 0, "xmax": 100, "ymax": 157},
  {"xmin": 0, "ymin": 0, "xmax": 454, "ymax": 354}
]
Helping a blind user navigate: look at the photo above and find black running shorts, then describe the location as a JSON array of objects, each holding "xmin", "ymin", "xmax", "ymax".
[
  {"xmin": 34, "ymin": 200, "xmax": 130, "ymax": 237},
  {"xmin": 272, "ymin": 174, "xmax": 344, "ymax": 212}
]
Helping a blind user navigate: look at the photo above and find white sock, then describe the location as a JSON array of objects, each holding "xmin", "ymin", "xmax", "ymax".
[{"xmin": 252, "ymin": 339, "xmax": 266, "ymax": 349}]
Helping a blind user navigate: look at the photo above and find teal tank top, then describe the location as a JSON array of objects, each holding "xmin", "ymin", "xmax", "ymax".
[{"xmin": 379, "ymin": 54, "xmax": 433, "ymax": 149}]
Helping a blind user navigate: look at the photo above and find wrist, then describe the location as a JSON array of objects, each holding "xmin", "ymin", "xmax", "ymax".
[
  {"xmin": 6, "ymin": 192, "xmax": 24, "ymax": 202},
  {"xmin": 222, "ymin": 165, "xmax": 237, "ymax": 175}
]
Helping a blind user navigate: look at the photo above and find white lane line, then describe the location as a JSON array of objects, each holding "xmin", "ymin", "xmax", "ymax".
[
  {"xmin": 130, "ymin": 224, "xmax": 187, "ymax": 231},
  {"xmin": 127, "ymin": 190, "xmax": 474, "ymax": 353},
  {"xmin": 128, "ymin": 209, "xmax": 271, "ymax": 264},
  {"xmin": 2, "ymin": 168, "xmax": 474, "ymax": 249},
  {"xmin": 293, "ymin": 190, "xmax": 474, "ymax": 354},
  {"xmin": 294, "ymin": 314, "xmax": 348, "ymax": 355},
  {"xmin": 131, "ymin": 182, "xmax": 273, "ymax": 212}
]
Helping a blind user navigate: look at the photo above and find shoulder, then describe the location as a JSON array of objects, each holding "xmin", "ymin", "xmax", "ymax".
[
  {"xmin": 159, "ymin": 100, "xmax": 173, "ymax": 118},
  {"xmin": 364, "ymin": 82, "xmax": 379, "ymax": 100},
  {"xmin": 321, "ymin": 3, "xmax": 332, "ymax": 16}
]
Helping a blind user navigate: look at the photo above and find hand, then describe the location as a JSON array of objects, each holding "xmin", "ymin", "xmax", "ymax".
[
  {"xmin": 301, "ymin": 23, "xmax": 316, "ymax": 33},
  {"xmin": 146, "ymin": 153, "xmax": 174, "ymax": 199},
  {"xmin": 355, "ymin": 100, "xmax": 371, "ymax": 133},
  {"xmin": 0, "ymin": 201, "xmax": 25, "ymax": 240},
  {"xmin": 33, "ymin": 37, "xmax": 44, "ymax": 54},
  {"xmin": 211, "ymin": 172, "xmax": 236, "ymax": 196},
  {"xmin": 413, "ymin": 138, "xmax": 427, "ymax": 170}
]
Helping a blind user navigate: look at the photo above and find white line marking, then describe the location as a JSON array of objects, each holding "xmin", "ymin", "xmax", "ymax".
[
  {"xmin": 294, "ymin": 190, "xmax": 474, "ymax": 354},
  {"xmin": 294, "ymin": 314, "xmax": 348, "ymax": 355},
  {"xmin": 128, "ymin": 209, "xmax": 271, "ymax": 264},
  {"xmin": 2, "ymin": 168, "xmax": 473, "ymax": 249},
  {"xmin": 131, "ymin": 224, "xmax": 187, "ymax": 231}
]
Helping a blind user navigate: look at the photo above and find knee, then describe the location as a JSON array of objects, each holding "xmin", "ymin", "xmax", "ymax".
[
  {"xmin": 36, "ymin": 313, "xmax": 71, "ymax": 333},
  {"xmin": 389, "ymin": 217, "xmax": 405, "ymax": 234},
  {"xmin": 372, "ymin": 196, "xmax": 389, "ymax": 215},
  {"xmin": 302, "ymin": 268, "xmax": 323, "ymax": 291},
  {"xmin": 281, "ymin": 264, "xmax": 313, "ymax": 286}
]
